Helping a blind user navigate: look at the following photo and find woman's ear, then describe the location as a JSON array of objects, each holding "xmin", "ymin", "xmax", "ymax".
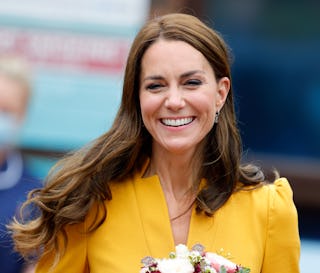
[{"xmin": 216, "ymin": 77, "xmax": 230, "ymax": 110}]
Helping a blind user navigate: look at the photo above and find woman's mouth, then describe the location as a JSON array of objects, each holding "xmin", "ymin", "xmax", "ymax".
[{"xmin": 161, "ymin": 117, "xmax": 194, "ymax": 127}]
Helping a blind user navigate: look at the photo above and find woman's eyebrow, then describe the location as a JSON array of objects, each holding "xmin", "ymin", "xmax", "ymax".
[
  {"xmin": 142, "ymin": 75, "xmax": 164, "ymax": 82},
  {"xmin": 180, "ymin": 70, "xmax": 205, "ymax": 78},
  {"xmin": 142, "ymin": 70, "xmax": 205, "ymax": 82}
]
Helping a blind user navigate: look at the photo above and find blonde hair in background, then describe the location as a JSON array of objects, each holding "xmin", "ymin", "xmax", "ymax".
[{"xmin": 0, "ymin": 55, "xmax": 32, "ymax": 105}]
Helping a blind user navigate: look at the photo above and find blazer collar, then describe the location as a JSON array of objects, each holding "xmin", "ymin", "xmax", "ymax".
[{"xmin": 133, "ymin": 166, "xmax": 220, "ymax": 256}]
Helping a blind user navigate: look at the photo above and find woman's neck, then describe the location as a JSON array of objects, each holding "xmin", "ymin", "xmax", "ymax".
[
  {"xmin": 147, "ymin": 147, "xmax": 201, "ymax": 246},
  {"xmin": 148, "ymin": 148, "xmax": 200, "ymax": 202}
]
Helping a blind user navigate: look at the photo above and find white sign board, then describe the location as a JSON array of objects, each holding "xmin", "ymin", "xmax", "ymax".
[
  {"xmin": 0, "ymin": 0, "xmax": 149, "ymax": 27},
  {"xmin": 0, "ymin": 0, "xmax": 150, "ymax": 153}
]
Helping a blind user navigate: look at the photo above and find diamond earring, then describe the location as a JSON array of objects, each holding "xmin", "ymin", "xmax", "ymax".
[{"xmin": 214, "ymin": 111, "xmax": 220, "ymax": 124}]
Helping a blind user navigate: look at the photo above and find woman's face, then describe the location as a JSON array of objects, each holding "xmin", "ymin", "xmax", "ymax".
[
  {"xmin": 0, "ymin": 74, "xmax": 27, "ymax": 120},
  {"xmin": 139, "ymin": 39, "xmax": 229, "ymax": 155}
]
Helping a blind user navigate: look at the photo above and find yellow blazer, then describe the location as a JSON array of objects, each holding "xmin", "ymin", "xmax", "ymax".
[{"xmin": 36, "ymin": 168, "xmax": 300, "ymax": 273}]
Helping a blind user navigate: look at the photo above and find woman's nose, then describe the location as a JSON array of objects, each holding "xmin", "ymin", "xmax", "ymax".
[{"xmin": 164, "ymin": 87, "xmax": 185, "ymax": 110}]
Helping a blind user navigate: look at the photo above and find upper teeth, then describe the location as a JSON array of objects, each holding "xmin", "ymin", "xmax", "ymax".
[{"xmin": 161, "ymin": 117, "xmax": 193, "ymax": 127}]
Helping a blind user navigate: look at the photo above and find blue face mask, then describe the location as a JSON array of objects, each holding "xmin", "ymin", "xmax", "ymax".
[{"xmin": 0, "ymin": 112, "xmax": 21, "ymax": 148}]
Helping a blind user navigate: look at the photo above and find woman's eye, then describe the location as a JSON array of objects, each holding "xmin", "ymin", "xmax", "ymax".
[
  {"xmin": 185, "ymin": 79, "xmax": 202, "ymax": 86},
  {"xmin": 146, "ymin": 83, "xmax": 163, "ymax": 91}
]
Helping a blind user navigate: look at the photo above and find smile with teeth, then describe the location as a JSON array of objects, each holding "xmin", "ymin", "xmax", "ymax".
[{"xmin": 161, "ymin": 117, "xmax": 194, "ymax": 127}]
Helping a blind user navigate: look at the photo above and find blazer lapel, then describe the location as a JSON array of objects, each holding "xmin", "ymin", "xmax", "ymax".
[
  {"xmin": 187, "ymin": 204, "xmax": 220, "ymax": 251},
  {"xmin": 133, "ymin": 173, "xmax": 175, "ymax": 258},
  {"xmin": 187, "ymin": 178, "xmax": 221, "ymax": 251}
]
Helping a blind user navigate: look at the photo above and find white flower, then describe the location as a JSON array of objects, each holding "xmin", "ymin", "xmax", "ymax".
[
  {"xmin": 175, "ymin": 244, "xmax": 190, "ymax": 259},
  {"xmin": 189, "ymin": 250, "xmax": 201, "ymax": 260},
  {"xmin": 157, "ymin": 257, "xmax": 194, "ymax": 273}
]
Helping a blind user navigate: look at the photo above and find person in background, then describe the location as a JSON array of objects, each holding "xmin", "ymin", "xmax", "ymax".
[
  {"xmin": 9, "ymin": 13, "xmax": 300, "ymax": 273},
  {"xmin": 0, "ymin": 56, "xmax": 39, "ymax": 273}
]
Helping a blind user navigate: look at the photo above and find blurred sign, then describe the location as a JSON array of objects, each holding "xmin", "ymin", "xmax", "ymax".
[
  {"xmin": 0, "ymin": 27, "xmax": 130, "ymax": 74},
  {"xmin": 0, "ymin": 0, "xmax": 148, "ymax": 27},
  {"xmin": 0, "ymin": 0, "xmax": 149, "ymax": 151}
]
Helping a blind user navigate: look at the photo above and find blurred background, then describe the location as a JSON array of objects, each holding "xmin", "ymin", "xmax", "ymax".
[{"xmin": 0, "ymin": 0, "xmax": 319, "ymax": 271}]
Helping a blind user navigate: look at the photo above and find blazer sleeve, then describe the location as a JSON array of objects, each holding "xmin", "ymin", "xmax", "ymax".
[
  {"xmin": 35, "ymin": 222, "xmax": 89, "ymax": 273},
  {"xmin": 261, "ymin": 178, "xmax": 300, "ymax": 273}
]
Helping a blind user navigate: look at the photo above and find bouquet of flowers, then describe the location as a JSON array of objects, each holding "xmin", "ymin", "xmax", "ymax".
[{"xmin": 140, "ymin": 244, "xmax": 250, "ymax": 273}]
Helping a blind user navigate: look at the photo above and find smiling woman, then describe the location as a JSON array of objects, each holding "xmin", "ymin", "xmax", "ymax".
[
  {"xmin": 8, "ymin": 13, "xmax": 300, "ymax": 273},
  {"xmin": 139, "ymin": 40, "xmax": 230, "ymax": 157}
]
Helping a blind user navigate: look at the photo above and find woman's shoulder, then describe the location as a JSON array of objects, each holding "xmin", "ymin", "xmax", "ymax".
[
  {"xmin": 236, "ymin": 177, "xmax": 293, "ymax": 199},
  {"xmin": 232, "ymin": 177, "xmax": 297, "ymax": 219},
  {"xmin": 262, "ymin": 177, "xmax": 297, "ymax": 220},
  {"xmin": 264, "ymin": 177, "xmax": 294, "ymax": 204}
]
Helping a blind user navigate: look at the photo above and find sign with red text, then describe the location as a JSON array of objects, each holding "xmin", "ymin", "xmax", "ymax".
[
  {"xmin": 0, "ymin": 27, "xmax": 131, "ymax": 74},
  {"xmin": 0, "ymin": 0, "xmax": 149, "ymax": 155}
]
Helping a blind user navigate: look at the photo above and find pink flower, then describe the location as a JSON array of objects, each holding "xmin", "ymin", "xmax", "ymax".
[{"xmin": 205, "ymin": 252, "xmax": 238, "ymax": 273}]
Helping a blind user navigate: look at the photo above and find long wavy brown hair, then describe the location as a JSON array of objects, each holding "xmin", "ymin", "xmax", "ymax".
[{"xmin": 9, "ymin": 13, "xmax": 265, "ymax": 261}]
